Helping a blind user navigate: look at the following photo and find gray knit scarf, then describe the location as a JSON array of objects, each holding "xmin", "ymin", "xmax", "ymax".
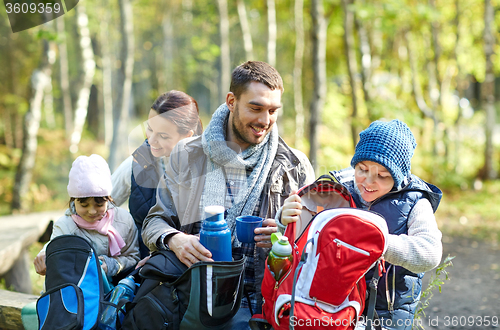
[{"xmin": 201, "ymin": 103, "xmax": 278, "ymax": 245}]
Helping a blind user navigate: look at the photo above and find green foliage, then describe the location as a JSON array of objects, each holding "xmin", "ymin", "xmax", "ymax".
[
  {"xmin": 437, "ymin": 181, "xmax": 500, "ymax": 242},
  {"xmin": 413, "ymin": 255, "xmax": 455, "ymax": 329}
]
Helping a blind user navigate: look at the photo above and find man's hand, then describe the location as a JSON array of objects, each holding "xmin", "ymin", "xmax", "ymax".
[
  {"xmin": 281, "ymin": 190, "xmax": 302, "ymax": 226},
  {"xmin": 168, "ymin": 232, "xmax": 214, "ymax": 267},
  {"xmin": 254, "ymin": 218, "xmax": 278, "ymax": 248},
  {"xmin": 34, "ymin": 250, "xmax": 46, "ymax": 276}
]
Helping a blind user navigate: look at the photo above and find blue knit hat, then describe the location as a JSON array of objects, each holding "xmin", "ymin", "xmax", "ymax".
[{"xmin": 350, "ymin": 120, "xmax": 416, "ymax": 190}]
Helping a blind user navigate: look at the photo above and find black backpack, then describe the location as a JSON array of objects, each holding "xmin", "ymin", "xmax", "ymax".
[
  {"xmin": 36, "ymin": 235, "xmax": 105, "ymax": 330},
  {"xmin": 120, "ymin": 250, "xmax": 246, "ymax": 330}
]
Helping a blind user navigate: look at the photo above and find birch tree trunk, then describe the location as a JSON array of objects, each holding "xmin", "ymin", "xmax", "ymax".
[
  {"xmin": 161, "ymin": 11, "xmax": 174, "ymax": 91},
  {"xmin": 453, "ymin": 0, "xmax": 464, "ymax": 171},
  {"xmin": 482, "ymin": 0, "xmax": 496, "ymax": 179},
  {"xmin": 11, "ymin": 41, "xmax": 51, "ymax": 212},
  {"xmin": 342, "ymin": 0, "xmax": 360, "ymax": 149},
  {"xmin": 108, "ymin": 0, "xmax": 135, "ymax": 170},
  {"xmin": 43, "ymin": 41, "xmax": 56, "ymax": 129},
  {"xmin": 309, "ymin": 0, "xmax": 327, "ymax": 170},
  {"xmin": 70, "ymin": 4, "xmax": 96, "ymax": 154},
  {"xmin": 216, "ymin": 0, "xmax": 230, "ymax": 105},
  {"xmin": 56, "ymin": 16, "xmax": 73, "ymax": 139},
  {"xmin": 355, "ymin": 8, "xmax": 373, "ymax": 120},
  {"xmin": 294, "ymin": 0, "xmax": 305, "ymax": 149},
  {"xmin": 407, "ymin": 31, "xmax": 438, "ymax": 121},
  {"xmin": 429, "ymin": 0, "xmax": 442, "ymax": 109},
  {"xmin": 100, "ymin": 7, "xmax": 113, "ymax": 148},
  {"xmin": 237, "ymin": 0, "xmax": 254, "ymax": 60},
  {"xmin": 267, "ymin": 0, "xmax": 276, "ymax": 67}
]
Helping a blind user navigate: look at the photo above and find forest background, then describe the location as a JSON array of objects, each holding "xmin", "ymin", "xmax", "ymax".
[{"xmin": 1, "ymin": 0, "xmax": 500, "ymax": 248}]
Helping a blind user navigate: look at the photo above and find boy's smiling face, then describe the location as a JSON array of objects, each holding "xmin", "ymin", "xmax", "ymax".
[{"xmin": 354, "ymin": 161, "xmax": 395, "ymax": 202}]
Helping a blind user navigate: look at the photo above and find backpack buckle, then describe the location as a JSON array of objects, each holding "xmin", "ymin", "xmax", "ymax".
[{"xmin": 171, "ymin": 288, "xmax": 179, "ymax": 304}]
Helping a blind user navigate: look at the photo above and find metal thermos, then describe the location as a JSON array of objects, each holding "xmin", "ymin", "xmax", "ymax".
[{"xmin": 199, "ymin": 205, "xmax": 232, "ymax": 262}]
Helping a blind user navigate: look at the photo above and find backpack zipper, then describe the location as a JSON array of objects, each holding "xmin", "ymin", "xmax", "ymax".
[
  {"xmin": 333, "ymin": 239, "xmax": 370, "ymax": 257},
  {"xmin": 77, "ymin": 250, "xmax": 94, "ymax": 287}
]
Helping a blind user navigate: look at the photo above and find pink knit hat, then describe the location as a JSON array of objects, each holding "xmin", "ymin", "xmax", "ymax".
[{"xmin": 67, "ymin": 154, "xmax": 112, "ymax": 198}]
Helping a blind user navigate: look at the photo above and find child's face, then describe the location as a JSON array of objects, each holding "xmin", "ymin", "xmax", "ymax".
[
  {"xmin": 354, "ymin": 161, "xmax": 394, "ymax": 202},
  {"xmin": 74, "ymin": 198, "xmax": 108, "ymax": 223}
]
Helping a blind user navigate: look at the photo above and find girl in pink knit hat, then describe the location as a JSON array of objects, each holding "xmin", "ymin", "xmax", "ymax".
[{"xmin": 34, "ymin": 154, "xmax": 140, "ymax": 285}]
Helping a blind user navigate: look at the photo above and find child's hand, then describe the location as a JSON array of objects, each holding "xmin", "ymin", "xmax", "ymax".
[
  {"xmin": 34, "ymin": 250, "xmax": 47, "ymax": 275},
  {"xmin": 281, "ymin": 190, "xmax": 302, "ymax": 226},
  {"xmin": 136, "ymin": 255, "xmax": 151, "ymax": 269},
  {"xmin": 98, "ymin": 256, "xmax": 108, "ymax": 274}
]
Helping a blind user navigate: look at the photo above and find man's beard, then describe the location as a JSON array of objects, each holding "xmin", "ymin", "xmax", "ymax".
[{"xmin": 230, "ymin": 104, "xmax": 268, "ymax": 148}]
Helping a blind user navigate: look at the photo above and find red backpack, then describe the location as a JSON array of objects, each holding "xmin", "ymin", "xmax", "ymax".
[{"xmin": 254, "ymin": 175, "xmax": 388, "ymax": 330}]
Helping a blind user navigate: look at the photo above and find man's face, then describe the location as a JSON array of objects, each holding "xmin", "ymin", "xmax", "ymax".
[{"xmin": 227, "ymin": 81, "xmax": 282, "ymax": 150}]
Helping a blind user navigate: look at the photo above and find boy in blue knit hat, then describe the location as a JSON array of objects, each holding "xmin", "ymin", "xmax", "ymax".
[{"xmin": 280, "ymin": 119, "xmax": 443, "ymax": 330}]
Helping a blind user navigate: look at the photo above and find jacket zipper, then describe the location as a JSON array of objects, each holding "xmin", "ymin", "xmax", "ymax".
[{"xmin": 333, "ymin": 238, "xmax": 370, "ymax": 257}]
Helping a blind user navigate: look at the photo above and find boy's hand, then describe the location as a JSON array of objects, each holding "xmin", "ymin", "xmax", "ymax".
[
  {"xmin": 281, "ymin": 190, "xmax": 302, "ymax": 226},
  {"xmin": 34, "ymin": 250, "xmax": 47, "ymax": 276}
]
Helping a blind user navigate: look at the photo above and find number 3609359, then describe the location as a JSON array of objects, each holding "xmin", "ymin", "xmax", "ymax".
[{"xmin": 6, "ymin": 2, "xmax": 62, "ymax": 14}]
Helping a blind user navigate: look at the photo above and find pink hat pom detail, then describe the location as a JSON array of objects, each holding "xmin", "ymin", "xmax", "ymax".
[{"xmin": 67, "ymin": 154, "xmax": 112, "ymax": 198}]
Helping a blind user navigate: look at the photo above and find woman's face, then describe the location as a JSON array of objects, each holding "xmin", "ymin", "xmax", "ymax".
[
  {"xmin": 74, "ymin": 198, "xmax": 108, "ymax": 223},
  {"xmin": 146, "ymin": 109, "xmax": 193, "ymax": 158},
  {"xmin": 354, "ymin": 161, "xmax": 395, "ymax": 202}
]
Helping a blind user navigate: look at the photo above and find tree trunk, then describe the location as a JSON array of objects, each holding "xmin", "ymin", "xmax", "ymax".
[
  {"xmin": 217, "ymin": 0, "xmax": 230, "ymax": 105},
  {"xmin": 42, "ymin": 40, "xmax": 56, "ymax": 129},
  {"xmin": 482, "ymin": 0, "xmax": 496, "ymax": 180},
  {"xmin": 309, "ymin": 0, "xmax": 327, "ymax": 170},
  {"xmin": 70, "ymin": 4, "xmax": 96, "ymax": 154},
  {"xmin": 406, "ymin": 31, "xmax": 437, "ymax": 121},
  {"xmin": 342, "ymin": 0, "xmax": 360, "ymax": 150},
  {"xmin": 267, "ymin": 0, "xmax": 276, "ymax": 67},
  {"xmin": 43, "ymin": 71, "xmax": 55, "ymax": 128},
  {"xmin": 108, "ymin": 0, "xmax": 135, "ymax": 170},
  {"xmin": 429, "ymin": 0, "xmax": 442, "ymax": 109},
  {"xmin": 2, "ymin": 110, "xmax": 14, "ymax": 148},
  {"xmin": 355, "ymin": 8, "xmax": 373, "ymax": 120},
  {"xmin": 100, "ymin": 7, "xmax": 113, "ymax": 148},
  {"xmin": 237, "ymin": 0, "xmax": 254, "ymax": 60},
  {"xmin": 453, "ymin": 0, "xmax": 464, "ymax": 172},
  {"xmin": 56, "ymin": 15, "xmax": 74, "ymax": 139},
  {"xmin": 407, "ymin": 31, "xmax": 440, "ymax": 179},
  {"xmin": 294, "ymin": 0, "xmax": 305, "ymax": 149},
  {"xmin": 161, "ymin": 11, "xmax": 174, "ymax": 91},
  {"xmin": 11, "ymin": 41, "xmax": 51, "ymax": 212}
]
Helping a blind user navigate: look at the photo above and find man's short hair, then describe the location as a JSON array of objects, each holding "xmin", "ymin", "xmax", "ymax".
[{"xmin": 230, "ymin": 61, "xmax": 284, "ymax": 99}]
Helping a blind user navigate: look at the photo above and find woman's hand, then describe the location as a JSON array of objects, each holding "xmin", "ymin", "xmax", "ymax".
[
  {"xmin": 281, "ymin": 190, "xmax": 302, "ymax": 226},
  {"xmin": 34, "ymin": 250, "xmax": 47, "ymax": 276},
  {"xmin": 254, "ymin": 218, "xmax": 278, "ymax": 248},
  {"xmin": 167, "ymin": 233, "xmax": 214, "ymax": 267}
]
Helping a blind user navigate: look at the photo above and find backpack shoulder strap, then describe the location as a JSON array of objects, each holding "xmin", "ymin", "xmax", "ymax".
[{"xmin": 365, "ymin": 261, "xmax": 383, "ymax": 330}]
